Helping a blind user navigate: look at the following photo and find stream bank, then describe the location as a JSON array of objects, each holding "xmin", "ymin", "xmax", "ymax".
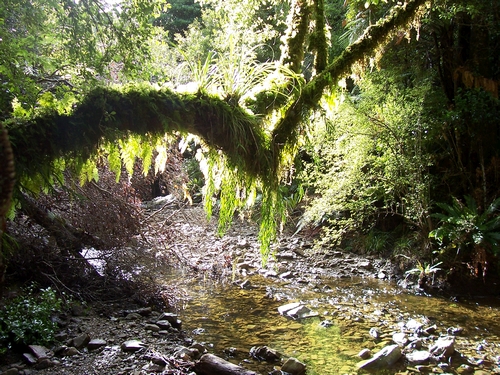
[{"xmin": 1, "ymin": 200, "xmax": 500, "ymax": 374}]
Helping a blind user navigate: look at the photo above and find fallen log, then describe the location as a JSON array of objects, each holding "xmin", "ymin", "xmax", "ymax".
[{"xmin": 193, "ymin": 353, "xmax": 260, "ymax": 375}]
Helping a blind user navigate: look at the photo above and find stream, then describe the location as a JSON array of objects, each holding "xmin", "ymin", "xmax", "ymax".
[{"xmin": 161, "ymin": 268, "xmax": 500, "ymax": 374}]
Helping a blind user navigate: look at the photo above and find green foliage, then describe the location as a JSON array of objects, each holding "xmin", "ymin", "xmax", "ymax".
[
  {"xmin": 429, "ymin": 196, "xmax": 500, "ymax": 256},
  {"xmin": 405, "ymin": 259, "xmax": 442, "ymax": 277},
  {"xmin": 0, "ymin": 0, "xmax": 167, "ymax": 112},
  {"xmin": 0, "ymin": 285, "xmax": 64, "ymax": 352},
  {"xmin": 301, "ymin": 71, "xmax": 435, "ymax": 248}
]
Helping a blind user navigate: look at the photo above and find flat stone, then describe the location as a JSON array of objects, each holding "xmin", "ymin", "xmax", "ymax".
[
  {"xmin": 405, "ymin": 350, "xmax": 430, "ymax": 364},
  {"xmin": 145, "ymin": 323, "xmax": 161, "ymax": 332},
  {"xmin": 28, "ymin": 345, "xmax": 50, "ymax": 359},
  {"xmin": 278, "ymin": 302, "xmax": 302, "ymax": 315},
  {"xmin": 88, "ymin": 339, "xmax": 107, "ymax": 350},
  {"xmin": 156, "ymin": 320, "xmax": 172, "ymax": 330},
  {"xmin": 121, "ymin": 339, "xmax": 147, "ymax": 352}
]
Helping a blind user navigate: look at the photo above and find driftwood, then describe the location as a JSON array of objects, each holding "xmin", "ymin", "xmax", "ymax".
[{"xmin": 193, "ymin": 354, "xmax": 260, "ymax": 375}]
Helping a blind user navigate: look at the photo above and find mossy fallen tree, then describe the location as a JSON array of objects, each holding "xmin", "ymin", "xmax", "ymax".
[{"xmin": 8, "ymin": 87, "xmax": 271, "ymax": 182}]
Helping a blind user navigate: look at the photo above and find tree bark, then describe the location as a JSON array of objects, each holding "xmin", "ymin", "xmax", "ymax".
[
  {"xmin": 194, "ymin": 354, "xmax": 260, "ymax": 375},
  {"xmin": 0, "ymin": 124, "xmax": 15, "ymax": 298}
]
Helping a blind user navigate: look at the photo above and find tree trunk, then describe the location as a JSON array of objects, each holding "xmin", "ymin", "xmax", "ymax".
[
  {"xmin": 194, "ymin": 354, "xmax": 260, "ymax": 375},
  {"xmin": 0, "ymin": 124, "xmax": 15, "ymax": 299}
]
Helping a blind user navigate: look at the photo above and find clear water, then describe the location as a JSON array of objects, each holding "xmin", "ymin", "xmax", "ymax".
[{"xmin": 164, "ymin": 270, "xmax": 500, "ymax": 374}]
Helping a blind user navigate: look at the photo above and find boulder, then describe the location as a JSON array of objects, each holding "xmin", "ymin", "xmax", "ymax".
[{"xmin": 357, "ymin": 344, "xmax": 402, "ymax": 371}]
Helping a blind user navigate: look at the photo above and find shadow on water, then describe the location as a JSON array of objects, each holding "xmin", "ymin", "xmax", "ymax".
[{"xmin": 162, "ymin": 269, "xmax": 500, "ymax": 374}]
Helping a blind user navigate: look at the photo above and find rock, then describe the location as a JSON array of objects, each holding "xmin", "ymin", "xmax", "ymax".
[
  {"xmin": 156, "ymin": 320, "xmax": 172, "ymax": 330},
  {"xmin": 157, "ymin": 312, "xmax": 182, "ymax": 329},
  {"xmin": 423, "ymin": 324, "xmax": 438, "ymax": 335},
  {"xmin": 34, "ymin": 358, "xmax": 53, "ymax": 370},
  {"xmin": 190, "ymin": 343, "xmax": 207, "ymax": 355},
  {"xmin": 174, "ymin": 346, "xmax": 199, "ymax": 361},
  {"xmin": 279, "ymin": 271, "xmax": 294, "ymax": 279},
  {"xmin": 63, "ymin": 347, "xmax": 80, "ymax": 356},
  {"xmin": 369, "ymin": 327, "xmax": 381, "ymax": 340},
  {"xmin": 286, "ymin": 305, "xmax": 318, "ymax": 319},
  {"xmin": 319, "ymin": 320, "xmax": 334, "ymax": 328},
  {"xmin": 357, "ymin": 344, "xmax": 402, "ymax": 371},
  {"xmin": 358, "ymin": 348, "xmax": 371, "ymax": 359},
  {"xmin": 121, "ymin": 340, "xmax": 146, "ymax": 352},
  {"xmin": 28, "ymin": 345, "xmax": 51, "ymax": 359},
  {"xmin": 278, "ymin": 302, "xmax": 302, "ymax": 315},
  {"xmin": 447, "ymin": 326, "xmax": 464, "ymax": 336},
  {"xmin": 429, "ymin": 336, "xmax": 455, "ymax": 358},
  {"xmin": 22, "ymin": 352, "xmax": 38, "ymax": 365},
  {"xmin": 194, "ymin": 353, "xmax": 258, "ymax": 375},
  {"xmin": 192, "ymin": 328, "xmax": 205, "ymax": 335},
  {"xmin": 249, "ymin": 346, "xmax": 281, "ymax": 362},
  {"xmin": 144, "ymin": 323, "xmax": 161, "ymax": 332},
  {"xmin": 142, "ymin": 363, "xmax": 165, "ymax": 372},
  {"xmin": 405, "ymin": 350, "xmax": 431, "ymax": 364},
  {"xmin": 124, "ymin": 312, "xmax": 143, "ymax": 320},
  {"xmin": 406, "ymin": 319, "xmax": 424, "ymax": 332},
  {"xmin": 456, "ymin": 364, "xmax": 474, "ymax": 374},
  {"xmin": 392, "ymin": 332, "xmax": 408, "ymax": 346},
  {"xmin": 71, "ymin": 333, "xmax": 91, "ymax": 349},
  {"xmin": 88, "ymin": 339, "xmax": 107, "ymax": 350},
  {"xmin": 281, "ymin": 357, "xmax": 306, "ymax": 375}
]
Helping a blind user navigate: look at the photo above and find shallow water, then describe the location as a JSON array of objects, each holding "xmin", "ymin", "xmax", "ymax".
[{"xmin": 165, "ymin": 270, "xmax": 500, "ymax": 374}]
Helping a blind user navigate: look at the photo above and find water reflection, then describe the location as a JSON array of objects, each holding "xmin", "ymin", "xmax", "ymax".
[{"xmin": 164, "ymin": 271, "xmax": 500, "ymax": 374}]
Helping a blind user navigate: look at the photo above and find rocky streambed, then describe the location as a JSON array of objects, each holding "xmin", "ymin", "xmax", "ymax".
[{"xmin": 2, "ymin": 201, "xmax": 500, "ymax": 374}]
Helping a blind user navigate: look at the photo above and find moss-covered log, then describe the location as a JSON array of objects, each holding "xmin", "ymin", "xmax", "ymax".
[{"xmin": 7, "ymin": 87, "xmax": 271, "ymax": 181}]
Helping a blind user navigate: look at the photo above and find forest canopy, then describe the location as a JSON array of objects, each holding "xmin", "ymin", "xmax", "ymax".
[{"xmin": 1, "ymin": 0, "xmax": 500, "ymax": 279}]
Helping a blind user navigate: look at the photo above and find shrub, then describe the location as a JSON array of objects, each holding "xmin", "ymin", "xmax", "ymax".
[{"xmin": 0, "ymin": 285, "xmax": 64, "ymax": 352}]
